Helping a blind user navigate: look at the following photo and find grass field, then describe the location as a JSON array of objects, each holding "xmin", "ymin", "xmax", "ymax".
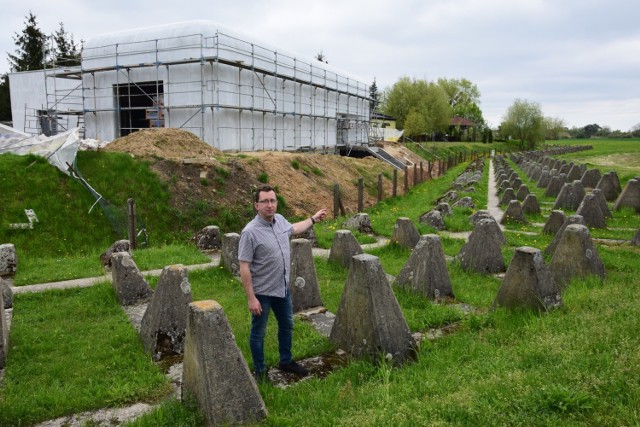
[{"xmin": 1, "ymin": 139, "xmax": 640, "ymax": 426}]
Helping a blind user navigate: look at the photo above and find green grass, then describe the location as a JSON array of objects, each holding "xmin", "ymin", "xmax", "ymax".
[
  {"xmin": 3, "ymin": 140, "xmax": 640, "ymax": 425},
  {"xmin": 0, "ymin": 285, "xmax": 171, "ymax": 425}
]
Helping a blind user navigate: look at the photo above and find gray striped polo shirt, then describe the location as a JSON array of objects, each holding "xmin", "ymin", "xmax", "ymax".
[{"xmin": 238, "ymin": 213, "xmax": 293, "ymax": 298}]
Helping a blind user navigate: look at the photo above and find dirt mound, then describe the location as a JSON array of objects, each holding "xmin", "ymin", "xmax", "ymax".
[{"xmin": 104, "ymin": 128, "xmax": 223, "ymax": 160}]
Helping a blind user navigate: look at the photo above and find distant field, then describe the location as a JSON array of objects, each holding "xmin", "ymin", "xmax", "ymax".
[{"xmin": 550, "ymin": 139, "xmax": 640, "ymax": 179}]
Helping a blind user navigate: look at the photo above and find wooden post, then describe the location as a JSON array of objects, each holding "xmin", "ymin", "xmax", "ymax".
[
  {"xmin": 427, "ymin": 160, "xmax": 432, "ymax": 179},
  {"xmin": 420, "ymin": 161, "xmax": 424, "ymax": 182},
  {"xmin": 413, "ymin": 164, "xmax": 417, "ymax": 186},
  {"xmin": 333, "ymin": 184, "xmax": 340, "ymax": 219},
  {"xmin": 377, "ymin": 173, "xmax": 383, "ymax": 202},
  {"xmin": 404, "ymin": 166, "xmax": 409, "ymax": 194},
  {"xmin": 392, "ymin": 169, "xmax": 397, "ymax": 197},
  {"xmin": 357, "ymin": 177, "xmax": 364, "ymax": 213},
  {"xmin": 127, "ymin": 198, "xmax": 137, "ymax": 250}
]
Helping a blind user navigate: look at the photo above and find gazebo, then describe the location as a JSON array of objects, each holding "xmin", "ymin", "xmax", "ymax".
[{"xmin": 449, "ymin": 116, "xmax": 477, "ymax": 141}]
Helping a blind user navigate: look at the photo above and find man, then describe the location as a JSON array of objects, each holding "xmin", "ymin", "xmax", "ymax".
[{"xmin": 238, "ymin": 184, "xmax": 327, "ymax": 381}]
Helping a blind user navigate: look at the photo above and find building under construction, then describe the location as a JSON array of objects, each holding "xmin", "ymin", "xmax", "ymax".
[{"xmin": 9, "ymin": 20, "xmax": 371, "ymax": 152}]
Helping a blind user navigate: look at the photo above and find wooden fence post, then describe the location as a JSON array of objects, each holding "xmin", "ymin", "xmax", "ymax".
[
  {"xmin": 413, "ymin": 164, "xmax": 417, "ymax": 186},
  {"xmin": 420, "ymin": 161, "xmax": 424, "ymax": 182},
  {"xmin": 404, "ymin": 166, "xmax": 409, "ymax": 194},
  {"xmin": 377, "ymin": 173, "xmax": 383, "ymax": 202},
  {"xmin": 127, "ymin": 198, "xmax": 137, "ymax": 250},
  {"xmin": 357, "ymin": 177, "xmax": 364, "ymax": 213},
  {"xmin": 333, "ymin": 184, "xmax": 340, "ymax": 219},
  {"xmin": 393, "ymin": 169, "xmax": 398, "ymax": 197}
]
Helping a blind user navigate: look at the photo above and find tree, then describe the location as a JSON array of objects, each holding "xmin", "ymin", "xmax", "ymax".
[
  {"xmin": 543, "ymin": 116, "xmax": 567, "ymax": 140},
  {"xmin": 500, "ymin": 99, "xmax": 545, "ymax": 149},
  {"xmin": 631, "ymin": 123, "xmax": 640, "ymax": 138},
  {"xmin": 583, "ymin": 123, "xmax": 601, "ymax": 138},
  {"xmin": 7, "ymin": 12, "xmax": 48, "ymax": 72},
  {"xmin": 369, "ymin": 78, "xmax": 380, "ymax": 112},
  {"xmin": 52, "ymin": 22, "xmax": 81, "ymax": 67},
  {"xmin": 437, "ymin": 78, "xmax": 485, "ymax": 125},
  {"xmin": 381, "ymin": 76, "xmax": 452, "ymax": 138},
  {"xmin": 315, "ymin": 51, "xmax": 328, "ymax": 64},
  {"xmin": 0, "ymin": 74, "xmax": 11, "ymax": 121}
]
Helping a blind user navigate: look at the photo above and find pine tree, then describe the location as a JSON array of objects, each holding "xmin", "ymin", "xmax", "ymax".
[
  {"xmin": 0, "ymin": 74, "xmax": 11, "ymax": 121},
  {"xmin": 53, "ymin": 22, "xmax": 81, "ymax": 67},
  {"xmin": 7, "ymin": 12, "xmax": 48, "ymax": 72},
  {"xmin": 369, "ymin": 78, "xmax": 380, "ymax": 112}
]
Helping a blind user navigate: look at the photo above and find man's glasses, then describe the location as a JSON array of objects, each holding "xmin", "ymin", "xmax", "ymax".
[{"xmin": 257, "ymin": 199, "xmax": 277, "ymax": 205}]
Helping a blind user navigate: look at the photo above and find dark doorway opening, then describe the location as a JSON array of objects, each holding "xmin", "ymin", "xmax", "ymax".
[{"xmin": 115, "ymin": 81, "xmax": 164, "ymax": 137}]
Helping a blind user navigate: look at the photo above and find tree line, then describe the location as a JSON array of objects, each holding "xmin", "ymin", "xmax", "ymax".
[{"xmin": 0, "ymin": 12, "xmax": 82, "ymax": 122}]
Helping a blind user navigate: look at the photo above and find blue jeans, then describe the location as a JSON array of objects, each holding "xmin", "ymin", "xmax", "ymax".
[{"xmin": 249, "ymin": 291, "xmax": 294, "ymax": 374}]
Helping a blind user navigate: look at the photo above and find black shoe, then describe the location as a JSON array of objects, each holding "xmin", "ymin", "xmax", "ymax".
[
  {"xmin": 279, "ymin": 361, "xmax": 309, "ymax": 376},
  {"xmin": 254, "ymin": 371, "xmax": 271, "ymax": 385}
]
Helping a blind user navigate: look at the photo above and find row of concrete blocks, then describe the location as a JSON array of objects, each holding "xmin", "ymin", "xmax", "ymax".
[
  {"xmin": 102, "ymin": 231, "xmax": 445, "ymax": 425},
  {"xmin": 493, "ymin": 156, "xmax": 639, "ymax": 228},
  {"xmin": 513, "ymin": 151, "xmax": 640, "ymax": 214},
  {"xmin": 107, "ymin": 214, "xmax": 613, "ymax": 424}
]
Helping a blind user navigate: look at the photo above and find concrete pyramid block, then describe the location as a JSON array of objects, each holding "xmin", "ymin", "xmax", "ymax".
[
  {"xmin": 0, "ymin": 244, "xmax": 17, "ymax": 278},
  {"xmin": 329, "ymin": 254, "xmax": 416, "ymax": 364},
  {"xmin": 182, "ymin": 300, "xmax": 267, "ymax": 426},
  {"xmin": 328, "ymin": 230, "xmax": 364, "ymax": 268},
  {"xmin": 511, "ymin": 177, "xmax": 523, "ymax": 190},
  {"xmin": 596, "ymin": 171, "xmax": 622, "ymax": 201},
  {"xmin": 566, "ymin": 164, "xmax": 582, "ymax": 182},
  {"xmin": 1, "ymin": 278, "xmax": 13, "ymax": 309},
  {"xmin": 592, "ymin": 189, "xmax": 612, "ymax": 219},
  {"xmin": 139, "ymin": 265, "xmax": 192, "ymax": 361},
  {"xmin": 576, "ymin": 193, "xmax": 606, "ymax": 229},
  {"xmin": 500, "ymin": 188, "xmax": 516, "ymax": 206},
  {"xmin": 99, "ymin": 239, "xmax": 131, "ymax": 267},
  {"xmin": 395, "ymin": 234, "xmax": 455, "ymax": 300},
  {"xmin": 542, "ymin": 210, "xmax": 566, "ymax": 235},
  {"xmin": 581, "ymin": 168, "xmax": 602, "ymax": 189},
  {"xmin": 522, "ymin": 193, "xmax": 541, "ymax": 215},
  {"xmin": 111, "ymin": 252, "xmax": 154, "ymax": 306},
  {"xmin": 289, "ymin": 238, "xmax": 323, "ymax": 312},
  {"xmin": 390, "ymin": 217, "xmax": 421, "ymax": 248},
  {"xmin": 468, "ymin": 210, "xmax": 494, "ymax": 226},
  {"xmin": 516, "ymin": 184, "xmax": 530, "ymax": 201},
  {"xmin": 544, "ymin": 214, "xmax": 585, "ymax": 257},
  {"xmin": 493, "ymin": 246, "xmax": 563, "ymax": 311},
  {"xmin": 549, "ymin": 224, "xmax": 605, "ymax": 288},
  {"xmin": 419, "ymin": 210, "xmax": 445, "ymax": 231},
  {"xmin": 500, "ymin": 200, "xmax": 527, "ymax": 224},
  {"xmin": 343, "ymin": 213, "xmax": 374, "ymax": 234},
  {"xmin": 613, "ymin": 179, "xmax": 640, "ymax": 213},
  {"xmin": 544, "ymin": 173, "xmax": 567, "ymax": 198},
  {"xmin": 553, "ymin": 180, "xmax": 585, "ymax": 211},
  {"xmin": 195, "ymin": 225, "xmax": 221, "ymax": 250},
  {"xmin": 221, "ymin": 232, "xmax": 240, "ymax": 276},
  {"xmin": 537, "ymin": 169, "xmax": 551, "ymax": 188},
  {"xmin": 458, "ymin": 219, "xmax": 506, "ymax": 274}
]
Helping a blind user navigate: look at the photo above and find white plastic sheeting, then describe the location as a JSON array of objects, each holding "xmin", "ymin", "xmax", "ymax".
[{"xmin": 0, "ymin": 125, "xmax": 80, "ymax": 176}]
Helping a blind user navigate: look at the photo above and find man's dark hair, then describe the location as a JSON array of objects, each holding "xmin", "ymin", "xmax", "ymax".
[{"xmin": 255, "ymin": 185, "xmax": 276, "ymax": 202}]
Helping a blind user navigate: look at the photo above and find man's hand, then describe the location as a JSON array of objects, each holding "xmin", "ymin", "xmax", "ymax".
[
  {"xmin": 248, "ymin": 296, "xmax": 262, "ymax": 316},
  {"xmin": 312, "ymin": 208, "xmax": 328, "ymax": 223}
]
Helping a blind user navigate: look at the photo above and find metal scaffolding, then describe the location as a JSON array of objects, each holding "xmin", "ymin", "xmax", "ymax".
[{"xmin": 42, "ymin": 24, "xmax": 371, "ymax": 152}]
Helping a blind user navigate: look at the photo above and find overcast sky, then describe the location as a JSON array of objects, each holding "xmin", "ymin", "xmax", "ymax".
[{"xmin": 1, "ymin": 0, "xmax": 639, "ymax": 131}]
